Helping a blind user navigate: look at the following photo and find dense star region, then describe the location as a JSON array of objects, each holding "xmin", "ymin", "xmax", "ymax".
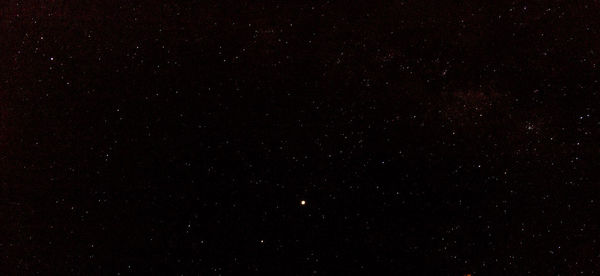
[{"xmin": 2, "ymin": 1, "xmax": 600, "ymax": 274}]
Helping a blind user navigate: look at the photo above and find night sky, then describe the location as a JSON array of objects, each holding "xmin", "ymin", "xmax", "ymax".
[{"xmin": 3, "ymin": 1, "xmax": 600, "ymax": 274}]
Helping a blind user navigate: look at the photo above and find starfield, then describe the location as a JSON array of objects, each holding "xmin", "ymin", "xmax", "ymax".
[{"xmin": 1, "ymin": 1, "xmax": 600, "ymax": 274}]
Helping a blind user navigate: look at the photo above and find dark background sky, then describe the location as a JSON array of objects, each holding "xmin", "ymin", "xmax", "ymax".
[{"xmin": 2, "ymin": 1, "xmax": 600, "ymax": 274}]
